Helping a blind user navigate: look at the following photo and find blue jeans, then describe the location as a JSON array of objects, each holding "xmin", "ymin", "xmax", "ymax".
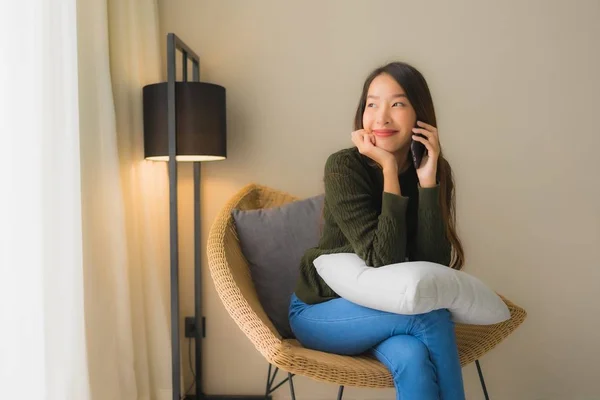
[{"xmin": 289, "ymin": 293, "xmax": 465, "ymax": 400}]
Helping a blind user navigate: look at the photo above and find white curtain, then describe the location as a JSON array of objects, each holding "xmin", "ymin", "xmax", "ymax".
[
  {"xmin": 0, "ymin": 1, "xmax": 90, "ymax": 399},
  {"xmin": 1, "ymin": 0, "xmax": 172, "ymax": 398},
  {"xmin": 107, "ymin": 0, "xmax": 173, "ymax": 397},
  {"xmin": 79, "ymin": 0, "xmax": 172, "ymax": 398}
]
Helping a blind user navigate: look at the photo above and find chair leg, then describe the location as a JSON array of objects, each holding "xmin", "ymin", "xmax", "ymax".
[
  {"xmin": 264, "ymin": 364, "xmax": 272, "ymax": 397},
  {"xmin": 475, "ymin": 359, "xmax": 490, "ymax": 400},
  {"xmin": 266, "ymin": 366, "xmax": 342, "ymax": 399},
  {"xmin": 288, "ymin": 372, "xmax": 296, "ymax": 400}
]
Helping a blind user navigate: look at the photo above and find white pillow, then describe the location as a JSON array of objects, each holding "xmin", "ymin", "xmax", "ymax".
[{"xmin": 314, "ymin": 253, "xmax": 510, "ymax": 325}]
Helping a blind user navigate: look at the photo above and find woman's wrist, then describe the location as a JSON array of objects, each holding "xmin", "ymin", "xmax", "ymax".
[
  {"xmin": 382, "ymin": 165, "xmax": 401, "ymax": 195},
  {"xmin": 419, "ymin": 179, "xmax": 437, "ymax": 188},
  {"xmin": 381, "ymin": 161, "xmax": 398, "ymax": 175},
  {"xmin": 417, "ymin": 159, "xmax": 438, "ymax": 188}
]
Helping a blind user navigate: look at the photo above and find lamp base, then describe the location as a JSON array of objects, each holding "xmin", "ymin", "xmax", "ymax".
[{"xmin": 184, "ymin": 396, "xmax": 271, "ymax": 400}]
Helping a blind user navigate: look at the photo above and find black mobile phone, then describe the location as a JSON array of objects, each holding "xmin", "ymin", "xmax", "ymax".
[{"xmin": 410, "ymin": 132, "xmax": 427, "ymax": 169}]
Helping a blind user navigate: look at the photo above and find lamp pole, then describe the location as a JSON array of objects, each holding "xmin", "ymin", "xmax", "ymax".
[
  {"xmin": 166, "ymin": 32, "xmax": 181, "ymax": 400},
  {"xmin": 164, "ymin": 33, "xmax": 269, "ymax": 400}
]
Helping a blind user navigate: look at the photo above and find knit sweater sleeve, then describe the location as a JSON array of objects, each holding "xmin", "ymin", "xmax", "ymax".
[
  {"xmin": 412, "ymin": 185, "xmax": 452, "ymax": 266},
  {"xmin": 324, "ymin": 150, "xmax": 409, "ymax": 267}
]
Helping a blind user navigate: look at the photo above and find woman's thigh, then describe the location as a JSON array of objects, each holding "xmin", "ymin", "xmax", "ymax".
[{"xmin": 289, "ymin": 294, "xmax": 419, "ymax": 355}]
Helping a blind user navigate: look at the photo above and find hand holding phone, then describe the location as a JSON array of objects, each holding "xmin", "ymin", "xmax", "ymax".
[
  {"xmin": 410, "ymin": 120, "xmax": 442, "ymax": 188},
  {"xmin": 410, "ymin": 127, "xmax": 427, "ymax": 169}
]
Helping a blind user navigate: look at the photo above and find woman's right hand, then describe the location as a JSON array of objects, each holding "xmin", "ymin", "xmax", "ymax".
[{"xmin": 351, "ymin": 129, "xmax": 396, "ymax": 171}]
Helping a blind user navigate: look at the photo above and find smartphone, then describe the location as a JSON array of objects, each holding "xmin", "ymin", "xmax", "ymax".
[{"xmin": 410, "ymin": 129, "xmax": 427, "ymax": 169}]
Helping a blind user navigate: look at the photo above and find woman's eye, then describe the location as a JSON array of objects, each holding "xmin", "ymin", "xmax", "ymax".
[
  {"xmin": 366, "ymin": 103, "xmax": 376, "ymax": 108},
  {"xmin": 392, "ymin": 102, "xmax": 405, "ymax": 107}
]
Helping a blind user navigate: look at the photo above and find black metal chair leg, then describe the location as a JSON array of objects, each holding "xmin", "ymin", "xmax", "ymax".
[
  {"xmin": 264, "ymin": 364, "xmax": 272, "ymax": 397},
  {"xmin": 288, "ymin": 372, "xmax": 296, "ymax": 400},
  {"xmin": 337, "ymin": 385, "xmax": 345, "ymax": 400},
  {"xmin": 475, "ymin": 359, "xmax": 490, "ymax": 400}
]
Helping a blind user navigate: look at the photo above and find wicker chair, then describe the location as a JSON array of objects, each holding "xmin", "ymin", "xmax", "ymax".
[{"xmin": 206, "ymin": 183, "xmax": 527, "ymax": 399}]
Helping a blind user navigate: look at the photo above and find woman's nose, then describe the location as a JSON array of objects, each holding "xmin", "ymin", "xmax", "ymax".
[{"xmin": 376, "ymin": 108, "xmax": 391, "ymax": 125}]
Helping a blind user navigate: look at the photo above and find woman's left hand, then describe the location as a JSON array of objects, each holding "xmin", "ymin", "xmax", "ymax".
[{"xmin": 412, "ymin": 121, "xmax": 440, "ymax": 188}]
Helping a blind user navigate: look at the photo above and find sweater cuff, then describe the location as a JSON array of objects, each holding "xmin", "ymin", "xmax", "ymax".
[
  {"xmin": 418, "ymin": 184, "xmax": 441, "ymax": 210},
  {"xmin": 381, "ymin": 192, "xmax": 409, "ymax": 218}
]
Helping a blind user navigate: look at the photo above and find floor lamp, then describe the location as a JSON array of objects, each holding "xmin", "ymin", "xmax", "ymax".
[{"xmin": 142, "ymin": 33, "xmax": 267, "ymax": 400}]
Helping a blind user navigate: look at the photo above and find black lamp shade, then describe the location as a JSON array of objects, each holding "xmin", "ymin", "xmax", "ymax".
[{"xmin": 143, "ymin": 81, "xmax": 226, "ymax": 162}]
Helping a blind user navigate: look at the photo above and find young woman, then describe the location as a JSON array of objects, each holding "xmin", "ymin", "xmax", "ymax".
[{"xmin": 289, "ymin": 62, "xmax": 466, "ymax": 400}]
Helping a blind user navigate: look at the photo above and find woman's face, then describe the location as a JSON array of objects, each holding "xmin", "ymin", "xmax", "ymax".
[{"xmin": 362, "ymin": 73, "xmax": 417, "ymax": 154}]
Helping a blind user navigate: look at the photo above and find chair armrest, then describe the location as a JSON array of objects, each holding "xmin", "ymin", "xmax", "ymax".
[
  {"xmin": 455, "ymin": 295, "xmax": 527, "ymax": 366},
  {"xmin": 206, "ymin": 184, "xmax": 284, "ymax": 360}
]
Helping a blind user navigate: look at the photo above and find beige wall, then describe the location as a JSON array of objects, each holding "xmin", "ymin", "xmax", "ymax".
[{"xmin": 158, "ymin": 1, "xmax": 600, "ymax": 399}]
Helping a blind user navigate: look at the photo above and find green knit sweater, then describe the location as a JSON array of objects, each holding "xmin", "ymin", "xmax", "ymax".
[{"xmin": 295, "ymin": 147, "xmax": 452, "ymax": 305}]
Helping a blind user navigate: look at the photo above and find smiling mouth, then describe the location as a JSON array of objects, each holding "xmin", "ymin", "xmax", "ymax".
[{"xmin": 372, "ymin": 129, "xmax": 398, "ymax": 137}]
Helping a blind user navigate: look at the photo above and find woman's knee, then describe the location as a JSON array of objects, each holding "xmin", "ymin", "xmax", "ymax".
[
  {"xmin": 373, "ymin": 335, "xmax": 439, "ymax": 398},
  {"xmin": 414, "ymin": 308, "xmax": 453, "ymax": 331},
  {"xmin": 373, "ymin": 335, "xmax": 432, "ymax": 374},
  {"xmin": 426, "ymin": 308, "xmax": 452, "ymax": 320}
]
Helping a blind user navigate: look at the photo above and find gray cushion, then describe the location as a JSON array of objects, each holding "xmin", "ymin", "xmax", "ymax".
[{"xmin": 232, "ymin": 194, "xmax": 324, "ymax": 338}]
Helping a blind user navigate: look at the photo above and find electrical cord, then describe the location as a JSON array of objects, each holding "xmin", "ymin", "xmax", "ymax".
[{"xmin": 181, "ymin": 338, "xmax": 196, "ymax": 400}]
